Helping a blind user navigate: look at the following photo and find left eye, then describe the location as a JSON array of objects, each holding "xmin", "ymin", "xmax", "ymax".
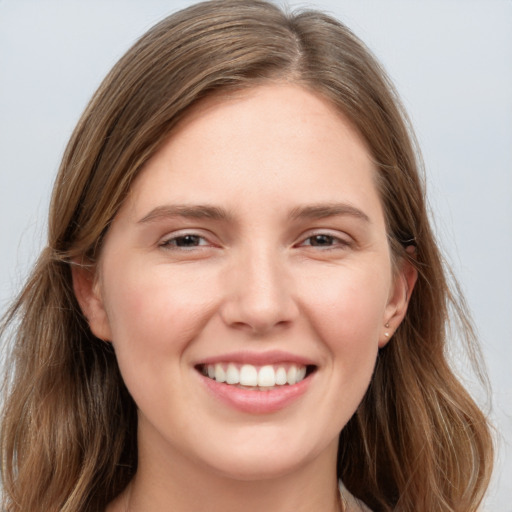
[
  {"xmin": 161, "ymin": 234, "xmax": 208, "ymax": 248},
  {"xmin": 300, "ymin": 234, "xmax": 347, "ymax": 247},
  {"xmin": 303, "ymin": 234, "xmax": 336, "ymax": 246}
]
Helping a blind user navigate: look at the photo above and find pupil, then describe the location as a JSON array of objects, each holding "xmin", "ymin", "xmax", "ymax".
[
  {"xmin": 176, "ymin": 235, "xmax": 200, "ymax": 247},
  {"xmin": 311, "ymin": 235, "xmax": 333, "ymax": 246}
]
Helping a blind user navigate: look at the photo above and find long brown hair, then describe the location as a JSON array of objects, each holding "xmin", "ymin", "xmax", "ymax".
[{"xmin": 1, "ymin": 1, "xmax": 493, "ymax": 510}]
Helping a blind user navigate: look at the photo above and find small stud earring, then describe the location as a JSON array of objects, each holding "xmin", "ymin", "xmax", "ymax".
[{"xmin": 384, "ymin": 323, "xmax": 390, "ymax": 337}]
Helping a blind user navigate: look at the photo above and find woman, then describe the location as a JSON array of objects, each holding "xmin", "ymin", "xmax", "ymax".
[{"xmin": 0, "ymin": 1, "xmax": 493, "ymax": 510}]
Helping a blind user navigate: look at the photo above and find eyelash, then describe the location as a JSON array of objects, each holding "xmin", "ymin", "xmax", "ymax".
[
  {"xmin": 297, "ymin": 232, "xmax": 352, "ymax": 250},
  {"xmin": 159, "ymin": 233, "xmax": 211, "ymax": 249},
  {"xmin": 159, "ymin": 231, "xmax": 352, "ymax": 251}
]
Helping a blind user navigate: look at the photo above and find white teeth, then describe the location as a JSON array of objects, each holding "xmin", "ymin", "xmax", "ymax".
[
  {"xmin": 226, "ymin": 363, "xmax": 239, "ymax": 384},
  {"xmin": 215, "ymin": 363, "xmax": 226, "ymax": 383},
  {"xmin": 258, "ymin": 365, "xmax": 275, "ymax": 387},
  {"xmin": 287, "ymin": 365, "xmax": 297, "ymax": 385},
  {"xmin": 240, "ymin": 364, "xmax": 258, "ymax": 386},
  {"xmin": 275, "ymin": 367, "xmax": 287, "ymax": 385},
  {"xmin": 204, "ymin": 363, "xmax": 309, "ymax": 388}
]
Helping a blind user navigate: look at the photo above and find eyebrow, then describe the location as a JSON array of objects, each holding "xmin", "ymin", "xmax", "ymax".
[
  {"xmin": 138, "ymin": 202, "xmax": 370, "ymax": 225},
  {"xmin": 138, "ymin": 204, "xmax": 233, "ymax": 224},
  {"xmin": 288, "ymin": 203, "xmax": 371, "ymax": 223}
]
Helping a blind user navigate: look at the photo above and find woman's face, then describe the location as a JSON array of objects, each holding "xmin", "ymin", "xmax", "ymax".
[{"xmin": 76, "ymin": 84, "xmax": 414, "ymax": 481}]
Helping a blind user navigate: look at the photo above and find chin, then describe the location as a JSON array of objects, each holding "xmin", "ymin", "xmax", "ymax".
[
  {"xmin": 206, "ymin": 453, "xmax": 308, "ymax": 482},
  {"xmin": 196, "ymin": 431, "xmax": 335, "ymax": 483}
]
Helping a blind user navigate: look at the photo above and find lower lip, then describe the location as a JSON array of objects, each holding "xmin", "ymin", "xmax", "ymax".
[{"xmin": 199, "ymin": 373, "xmax": 312, "ymax": 414}]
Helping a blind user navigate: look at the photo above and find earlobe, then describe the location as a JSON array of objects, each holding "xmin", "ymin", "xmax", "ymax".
[
  {"xmin": 379, "ymin": 255, "xmax": 418, "ymax": 347},
  {"xmin": 71, "ymin": 261, "xmax": 112, "ymax": 341}
]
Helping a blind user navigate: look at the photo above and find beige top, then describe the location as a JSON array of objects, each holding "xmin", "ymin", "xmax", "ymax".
[{"xmin": 339, "ymin": 482, "xmax": 373, "ymax": 512}]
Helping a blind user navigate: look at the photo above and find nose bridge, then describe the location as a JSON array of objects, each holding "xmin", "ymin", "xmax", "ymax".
[{"xmin": 222, "ymin": 241, "xmax": 297, "ymax": 333}]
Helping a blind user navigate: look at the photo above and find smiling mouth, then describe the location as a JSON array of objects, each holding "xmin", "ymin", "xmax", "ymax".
[{"xmin": 196, "ymin": 363, "xmax": 316, "ymax": 390}]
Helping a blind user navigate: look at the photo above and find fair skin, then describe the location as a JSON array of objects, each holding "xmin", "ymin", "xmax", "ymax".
[{"xmin": 74, "ymin": 83, "xmax": 416, "ymax": 512}]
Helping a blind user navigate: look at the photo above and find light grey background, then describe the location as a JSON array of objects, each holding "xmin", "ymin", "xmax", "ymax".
[{"xmin": 1, "ymin": 0, "xmax": 511, "ymax": 509}]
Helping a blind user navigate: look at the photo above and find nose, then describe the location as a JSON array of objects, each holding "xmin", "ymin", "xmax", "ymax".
[{"xmin": 219, "ymin": 247, "xmax": 299, "ymax": 335}]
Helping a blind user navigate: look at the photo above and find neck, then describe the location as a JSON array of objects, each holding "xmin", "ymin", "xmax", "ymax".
[{"xmin": 109, "ymin": 432, "xmax": 342, "ymax": 512}]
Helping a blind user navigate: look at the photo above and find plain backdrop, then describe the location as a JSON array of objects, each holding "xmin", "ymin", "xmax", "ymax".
[{"xmin": 1, "ymin": 0, "xmax": 511, "ymax": 509}]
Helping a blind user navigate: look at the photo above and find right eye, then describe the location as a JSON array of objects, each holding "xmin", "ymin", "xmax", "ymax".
[{"xmin": 160, "ymin": 233, "xmax": 210, "ymax": 249}]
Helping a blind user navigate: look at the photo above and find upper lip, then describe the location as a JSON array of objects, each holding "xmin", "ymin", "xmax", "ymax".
[{"xmin": 194, "ymin": 350, "xmax": 317, "ymax": 367}]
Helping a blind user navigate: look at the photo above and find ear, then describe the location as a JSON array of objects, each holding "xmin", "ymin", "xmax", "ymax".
[
  {"xmin": 71, "ymin": 261, "xmax": 112, "ymax": 341},
  {"xmin": 379, "ymin": 251, "xmax": 418, "ymax": 348}
]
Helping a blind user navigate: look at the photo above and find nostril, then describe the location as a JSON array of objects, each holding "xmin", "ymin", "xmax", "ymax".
[{"xmin": 218, "ymin": 270, "xmax": 299, "ymax": 334}]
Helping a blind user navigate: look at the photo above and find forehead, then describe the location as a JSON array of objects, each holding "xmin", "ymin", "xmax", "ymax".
[
  {"xmin": 168, "ymin": 83, "xmax": 371, "ymax": 160},
  {"xmin": 120, "ymin": 83, "xmax": 383, "ymax": 225}
]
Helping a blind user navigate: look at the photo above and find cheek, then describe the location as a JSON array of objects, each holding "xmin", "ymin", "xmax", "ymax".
[
  {"xmin": 288, "ymin": 269, "xmax": 388, "ymax": 437},
  {"xmin": 102, "ymin": 262, "xmax": 217, "ymax": 366},
  {"xmin": 299, "ymin": 264, "xmax": 389, "ymax": 363},
  {"xmin": 100, "ymin": 262, "xmax": 221, "ymax": 417}
]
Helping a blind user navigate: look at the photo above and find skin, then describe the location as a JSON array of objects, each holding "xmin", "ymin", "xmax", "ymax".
[{"xmin": 74, "ymin": 83, "xmax": 416, "ymax": 512}]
